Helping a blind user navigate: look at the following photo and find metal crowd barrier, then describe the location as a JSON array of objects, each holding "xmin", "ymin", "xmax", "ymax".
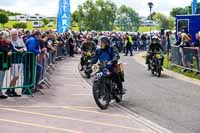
[
  {"xmin": 0, "ymin": 52, "xmax": 36, "ymax": 96},
  {"xmin": 53, "ymin": 43, "xmax": 65, "ymax": 62},
  {"xmin": 37, "ymin": 45, "xmax": 68, "ymax": 93},
  {"xmin": 171, "ymin": 45, "xmax": 200, "ymax": 72},
  {"xmin": 0, "ymin": 43, "xmax": 70, "ymax": 97}
]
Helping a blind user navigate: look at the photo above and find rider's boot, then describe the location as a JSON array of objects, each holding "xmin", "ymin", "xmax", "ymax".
[{"xmin": 118, "ymin": 83, "xmax": 126, "ymax": 95}]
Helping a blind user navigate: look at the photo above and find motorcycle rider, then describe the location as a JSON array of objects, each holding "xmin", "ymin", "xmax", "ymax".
[
  {"xmin": 146, "ymin": 35, "xmax": 165, "ymax": 70},
  {"xmin": 80, "ymin": 35, "xmax": 96, "ymax": 71},
  {"xmin": 93, "ymin": 36, "xmax": 126, "ymax": 95}
]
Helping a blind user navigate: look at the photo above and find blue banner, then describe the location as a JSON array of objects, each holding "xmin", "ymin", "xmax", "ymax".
[
  {"xmin": 57, "ymin": 0, "xmax": 71, "ymax": 33},
  {"xmin": 192, "ymin": 0, "xmax": 197, "ymax": 14}
]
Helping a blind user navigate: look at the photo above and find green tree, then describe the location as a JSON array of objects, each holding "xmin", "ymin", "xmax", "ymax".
[
  {"xmin": 170, "ymin": 7, "xmax": 188, "ymax": 17},
  {"xmin": 0, "ymin": 12, "xmax": 8, "ymax": 27},
  {"xmin": 116, "ymin": 5, "xmax": 140, "ymax": 31},
  {"xmin": 147, "ymin": 12, "xmax": 156, "ymax": 20},
  {"xmin": 72, "ymin": 6, "xmax": 85, "ymax": 30},
  {"xmin": 168, "ymin": 17, "xmax": 175, "ymax": 30},
  {"xmin": 0, "ymin": 9, "xmax": 21, "ymax": 16},
  {"xmin": 71, "ymin": 0, "xmax": 117, "ymax": 31},
  {"xmin": 153, "ymin": 13, "xmax": 174, "ymax": 30},
  {"xmin": 95, "ymin": 0, "xmax": 117, "ymax": 30},
  {"xmin": 169, "ymin": 3, "xmax": 200, "ymax": 17},
  {"xmin": 13, "ymin": 22, "xmax": 27, "ymax": 29},
  {"xmin": 41, "ymin": 18, "xmax": 49, "ymax": 25}
]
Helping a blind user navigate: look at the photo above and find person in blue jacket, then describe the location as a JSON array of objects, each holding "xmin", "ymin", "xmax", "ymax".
[
  {"xmin": 23, "ymin": 31, "xmax": 42, "ymax": 94},
  {"xmin": 26, "ymin": 31, "xmax": 41, "ymax": 55},
  {"xmin": 93, "ymin": 36, "xmax": 125, "ymax": 94}
]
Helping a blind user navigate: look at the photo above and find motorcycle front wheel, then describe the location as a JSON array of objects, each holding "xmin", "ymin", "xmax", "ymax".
[{"xmin": 93, "ymin": 81, "xmax": 110, "ymax": 110}]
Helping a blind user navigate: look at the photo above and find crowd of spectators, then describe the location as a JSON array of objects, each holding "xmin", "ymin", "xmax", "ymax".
[
  {"xmin": 1, "ymin": 27, "xmax": 199, "ymax": 99},
  {"xmin": 0, "ymin": 29, "xmax": 75, "ymax": 99},
  {"xmin": 172, "ymin": 28, "xmax": 200, "ymax": 73}
]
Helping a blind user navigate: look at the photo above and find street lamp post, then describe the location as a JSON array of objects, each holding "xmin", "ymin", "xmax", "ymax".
[{"xmin": 148, "ymin": 2, "xmax": 154, "ymax": 43}]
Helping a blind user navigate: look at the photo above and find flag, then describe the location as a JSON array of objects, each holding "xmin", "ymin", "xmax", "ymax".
[
  {"xmin": 192, "ymin": 0, "xmax": 197, "ymax": 14},
  {"xmin": 57, "ymin": 0, "xmax": 71, "ymax": 33}
]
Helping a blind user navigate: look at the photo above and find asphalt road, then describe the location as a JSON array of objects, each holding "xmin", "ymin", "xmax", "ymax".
[
  {"xmin": 118, "ymin": 53, "xmax": 200, "ymax": 133},
  {"xmin": 83, "ymin": 52, "xmax": 200, "ymax": 133},
  {"xmin": 0, "ymin": 56, "xmax": 155, "ymax": 133},
  {"xmin": 1, "ymin": 54, "xmax": 200, "ymax": 133}
]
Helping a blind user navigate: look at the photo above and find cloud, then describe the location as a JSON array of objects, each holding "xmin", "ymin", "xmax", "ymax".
[{"xmin": 0, "ymin": 0, "xmax": 193, "ymax": 16}]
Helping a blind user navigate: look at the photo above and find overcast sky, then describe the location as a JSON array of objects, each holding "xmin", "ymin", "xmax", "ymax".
[{"xmin": 0, "ymin": 0, "xmax": 192, "ymax": 17}]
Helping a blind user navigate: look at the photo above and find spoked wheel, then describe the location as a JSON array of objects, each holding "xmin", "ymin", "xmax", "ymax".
[{"xmin": 93, "ymin": 81, "xmax": 110, "ymax": 110}]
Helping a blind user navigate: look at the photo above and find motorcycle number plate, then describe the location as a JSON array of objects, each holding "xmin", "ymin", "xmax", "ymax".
[{"xmin": 95, "ymin": 72, "xmax": 103, "ymax": 79}]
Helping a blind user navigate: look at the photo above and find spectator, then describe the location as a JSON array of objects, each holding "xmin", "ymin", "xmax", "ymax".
[
  {"xmin": 169, "ymin": 31, "xmax": 176, "ymax": 46},
  {"xmin": 132, "ymin": 34, "xmax": 139, "ymax": 51},
  {"xmin": 48, "ymin": 33, "xmax": 57, "ymax": 64},
  {"xmin": 175, "ymin": 32, "xmax": 182, "ymax": 46},
  {"xmin": 36, "ymin": 34, "xmax": 48, "ymax": 90},
  {"xmin": 194, "ymin": 32, "xmax": 200, "ymax": 73},
  {"xmin": 68, "ymin": 33, "xmax": 74, "ymax": 57},
  {"xmin": 24, "ymin": 31, "xmax": 42, "ymax": 93},
  {"xmin": 0, "ymin": 31, "xmax": 12, "ymax": 99},
  {"xmin": 6, "ymin": 29, "xmax": 27, "ymax": 97},
  {"xmin": 179, "ymin": 33, "xmax": 192, "ymax": 72},
  {"xmin": 26, "ymin": 31, "xmax": 41, "ymax": 55},
  {"xmin": 160, "ymin": 29, "xmax": 167, "ymax": 51},
  {"xmin": 195, "ymin": 32, "xmax": 200, "ymax": 47},
  {"xmin": 22, "ymin": 30, "xmax": 31, "ymax": 44},
  {"xmin": 140, "ymin": 34, "xmax": 148, "ymax": 51}
]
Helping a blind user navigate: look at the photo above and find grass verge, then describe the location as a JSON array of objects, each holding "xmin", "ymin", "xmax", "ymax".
[
  {"xmin": 163, "ymin": 55, "xmax": 200, "ymax": 80},
  {"xmin": 0, "ymin": 21, "xmax": 57, "ymax": 30}
]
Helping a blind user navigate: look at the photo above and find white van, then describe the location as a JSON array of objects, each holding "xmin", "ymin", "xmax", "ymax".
[{"xmin": 33, "ymin": 21, "xmax": 44, "ymax": 28}]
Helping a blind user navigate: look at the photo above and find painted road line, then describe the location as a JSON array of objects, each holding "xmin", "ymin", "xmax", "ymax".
[
  {"xmin": 0, "ymin": 105, "xmax": 129, "ymax": 119},
  {"xmin": 71, "ymin": 94, "xmax": 92, "ymax": 96},
  {"xmin": 0, "ymin": 106, "xmax": 97, "ymax": 109},
  {"xmin": 115, "ymin": 104, "xmax": 173, "ymax": 133},
  {"xmin": 63, "ymin": 84, "xmax": 85, "ymax": 88},
  {"xmin": 0, "ymin": 108, "xmax": 151, "ymax": 132},
  {"xmin": 0, "ymin": 118, "xmax": 83, "ymax": 133},
  {"xmin": 62, "ymin": 106, "xmax": 130, "ymax": 119}
]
